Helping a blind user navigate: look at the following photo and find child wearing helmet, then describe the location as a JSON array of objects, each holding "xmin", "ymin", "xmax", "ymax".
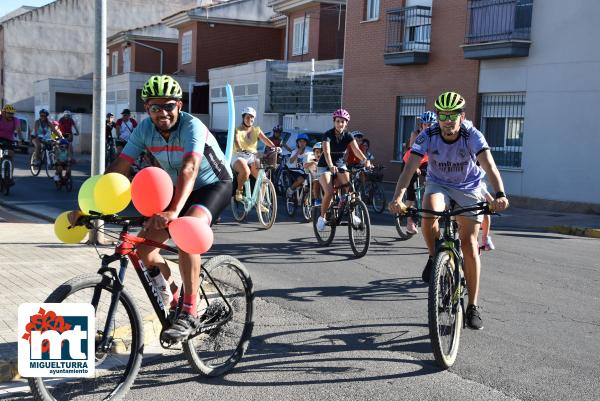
[
  {"xmin": 304, "ymin": 141, "xmax": 322, "ymax": 205},
  {"xmin": 231, "ymin": 106, "xmax": 277, "ymax": 202},
  {"xmin": 285, "ymin": 133, "xmax": 311, "ymax": 199},
  {"xmin": 53, "ymin": 138, "xmax": 71, "ymax": 183}
]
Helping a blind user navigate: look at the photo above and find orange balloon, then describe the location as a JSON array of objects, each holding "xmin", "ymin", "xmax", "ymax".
[
  {"xmin": 131, "ymin": 167, "xmax": 173, "ymax": 216},
  {"xmin": 169, "ymin": 217, "xmax": 214, "ymax": 254}
]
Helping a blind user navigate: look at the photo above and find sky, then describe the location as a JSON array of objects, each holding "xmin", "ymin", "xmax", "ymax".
[{"xmin": 0, "ymin": 1, "xmax": 52, "ymax": 19}]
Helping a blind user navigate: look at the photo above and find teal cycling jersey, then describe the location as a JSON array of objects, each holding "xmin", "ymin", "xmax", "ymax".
[{"xmin": 120, "ymin": 112, "xmax": 232, "ymax": 189}]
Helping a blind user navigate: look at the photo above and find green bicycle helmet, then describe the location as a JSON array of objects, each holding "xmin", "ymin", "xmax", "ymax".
[
  {"xmin": 141, "ymin": 75, "xmax": 183, "ymax": 100},
  {"xmin": 434, "ymin": 91, "xmax": 466, "ymax": 112}
]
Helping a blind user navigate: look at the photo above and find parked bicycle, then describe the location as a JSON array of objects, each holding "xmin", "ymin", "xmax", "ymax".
[
  {"xmin": 285, "ymin": 168, "xmax": 312, "ymax": 222},
  {"xmin": 28, "ymin": 213, "xmax": 254, "ymax": 401},
  {"xmin": 394, "ymin": 169, "xmax": 426, "ymax": 240},
  {"xmin": 400, "ymin": 202, "xmax": 493, "ymax": 369},
  {"xmin": 231, "ymin": 150, "xmax": 278, "ymax": 229},
  {"xmin": 30, "ymin": 140, "xmax": 57, "ymax": 178},
  {"xmin": 352, "ymin": 166, "xmax": 386, "ymax": 214},
  {"xmin": 312, "ymin": 172, "xmax": 371, "ymax": 258},
  {"xmin": 0, "ymin": 140, "xmax": 15, "ymax": 196}
]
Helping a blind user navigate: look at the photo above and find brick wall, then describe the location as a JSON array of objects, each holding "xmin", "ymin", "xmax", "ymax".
[
  {"xmin": 132, "ymin": 40, "xmax": 178, "ymax": 74},
  {"xmin": 318, "ymin": 4, "xmax": 346, "ymax": 60},
  {"xmin": 343, "ymin": 0, "xmax": 480, "ymax": 179},
  {"xmin": 287, "ymin": 4, "xmax": 321, "ymax": 62}
]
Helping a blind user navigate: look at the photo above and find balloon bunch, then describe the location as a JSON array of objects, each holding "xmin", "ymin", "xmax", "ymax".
[{"xmin": 54, "ymin": 167, "xmax": 214, "ymax": 254}]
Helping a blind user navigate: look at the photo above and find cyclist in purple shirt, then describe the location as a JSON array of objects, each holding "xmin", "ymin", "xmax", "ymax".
[{"xmin": 389, "ymin": 91, "xmax": 509, "ymax": 330}]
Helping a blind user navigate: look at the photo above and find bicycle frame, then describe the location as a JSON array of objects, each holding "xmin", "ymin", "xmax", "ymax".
[
  {"xmin": 89, "ymin": 218, "xmax": 234, "ymax": 348},
  {"xmin": 240, "ymin": 167, "xmax": 267, "ymax": 213}
]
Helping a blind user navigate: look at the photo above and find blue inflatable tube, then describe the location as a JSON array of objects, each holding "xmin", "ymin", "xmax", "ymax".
[{"xmin": 225, "ymin": 83, "xmax": 235, "ymax": 163}]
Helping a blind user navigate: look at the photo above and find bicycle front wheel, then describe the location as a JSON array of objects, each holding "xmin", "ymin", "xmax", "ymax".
[
  {"xmin": 28, "ymin": 274, "xmax": 143, "ymax": 401},
  {"xmin": 1, "ymin": 159, "xmax": 11, "ymax": 196},
  {"xmin": 348, "ymin": 199, "xmax": 371, "ymax": 258},
  {"xmin": 428, "ymin": 251, "xmax": 463, "ymax": 369},
  {"xmin": 394, "ymin": 193, "xmax": 416, "ymax": 240},
  {"xmin": 184, "ymin": 255, "xmax": 254, "ymax": 377},
  {"xmin": 30, "ymin": 152, "xmax": 41, "ymax": 176},
  {"xmin": 301, "ymin": 190, "xmax": 312, "ymax": 222},
  {"xmin": 312, "ymin": 206, "xmax": 336, "ymax": 246},
  {"xmin": 256, "ymin": 179, "xmax": 277, "ymax": 229}
]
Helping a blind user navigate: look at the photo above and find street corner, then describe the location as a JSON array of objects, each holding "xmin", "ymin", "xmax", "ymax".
[
  {"xmin": 546, "ymin": 225, "xmax": 600, "ymax": 239},
  {"xmin": 0, "ymin": 359, "xmax": 19, "ymax": 382}
]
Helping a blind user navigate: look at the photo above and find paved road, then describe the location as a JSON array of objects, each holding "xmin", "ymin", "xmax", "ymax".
[{"xmin": 0, "ymin": 153, "xmax": 599, "ymax": 400}]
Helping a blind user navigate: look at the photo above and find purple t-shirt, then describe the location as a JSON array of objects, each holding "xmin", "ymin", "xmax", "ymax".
[
  {"xmin": 410, "ymin": 123, "xmax": 489, "ymax": 190},
  {"xmin": 0, "ymin": 116, "xmax": 19, "ymax": 141}
]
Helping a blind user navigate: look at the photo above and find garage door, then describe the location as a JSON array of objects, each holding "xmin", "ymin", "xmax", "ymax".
[{"xmin": 210, "ymin": 98, "xmax": 259, "ymax": 130}]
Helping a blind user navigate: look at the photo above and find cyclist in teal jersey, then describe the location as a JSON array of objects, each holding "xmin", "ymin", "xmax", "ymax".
[{"xmin": 76, "ymin": 75, "xmax": 233, "ymax": 341}]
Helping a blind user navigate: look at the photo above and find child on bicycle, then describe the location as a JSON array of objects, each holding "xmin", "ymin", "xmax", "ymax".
[
  {"xmin": 53, "ymin": 139, "xmax": 71, "ymax": 183},
  {"xmin": 305, "ymin": 142, "xmax": 322, "ymax": 206}
]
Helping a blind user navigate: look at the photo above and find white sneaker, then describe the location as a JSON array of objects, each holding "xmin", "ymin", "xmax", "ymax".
[
  {"xmin": 484, "ymin": 236, "xmax": 495, "ymax": 251},
  {"xmin": 351, "ymin": 213, "xmax": 362, "ymax": 226},
  {"xmin": 316, "ymin": 216, "xmax": 327, "ymax": 231},
  {"xmin": 406, "ymin": 218, "xmax": 418, "ymax": 235}
]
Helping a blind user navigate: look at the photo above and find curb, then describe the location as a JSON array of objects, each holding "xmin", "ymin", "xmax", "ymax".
[
  {"xmin": 546, "ymin": 225, "xmax": 600, "ymax": 239},
  {"xmin": 0, "ymin": 313, "xmax": 162, "ymax": 383},
  {"xmin": 0, "ymin": 201, "xmax": 55, "ymax": 223}
]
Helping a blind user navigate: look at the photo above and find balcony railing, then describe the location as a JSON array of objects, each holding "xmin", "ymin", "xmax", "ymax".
[
  {"xmin": 384, "ymin": 6, "xmax": 431, "ymax": 65},
  {"xmin": 465, "ymin": 0, "xmax": 533, "ymax": 44}
]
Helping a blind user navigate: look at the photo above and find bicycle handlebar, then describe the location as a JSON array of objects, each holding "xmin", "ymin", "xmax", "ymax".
[
  {"xmin": 73, "ymin": 212, "xmax": 146, "ymax": 229},
  {"xmin": 400, "ymin": 202, "xmax": 496, "ymax": 218}
]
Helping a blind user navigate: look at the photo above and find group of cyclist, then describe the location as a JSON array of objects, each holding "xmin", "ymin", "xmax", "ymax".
[{"xmin": 50, "ymin": 73, "xmax": 510, "ymax": 340}]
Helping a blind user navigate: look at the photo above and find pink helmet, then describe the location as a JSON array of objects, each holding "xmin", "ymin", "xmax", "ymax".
[{"xmin": 332, "ymin": 108, "xmax": 350, "ymax": 122}]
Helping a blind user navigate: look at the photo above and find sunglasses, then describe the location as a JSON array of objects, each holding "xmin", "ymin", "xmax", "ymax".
[
  {"xmin": 437, "ymin": 112, "xmax": 461, "ymax": 122},
  {"xmin": 148, "ymin": 103, "xmax": 178, "ymax": 113}
]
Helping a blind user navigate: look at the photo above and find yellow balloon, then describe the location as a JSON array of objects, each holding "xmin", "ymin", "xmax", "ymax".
[
  {"xmin": 94, "ymin": 173, "xmax": 131, "ymax": 214},
  {"xmin": 54, "ymin": 211, "xmax": 88, "ymax": 244},
  {"xmin": 78, "ymin": 175, "xmax": 102, "ymax": 214}
]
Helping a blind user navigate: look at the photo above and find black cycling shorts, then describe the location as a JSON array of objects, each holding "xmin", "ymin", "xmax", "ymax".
[{"xmin": 179, "ymin": 180, "xmax": 232, "ymax": 225}]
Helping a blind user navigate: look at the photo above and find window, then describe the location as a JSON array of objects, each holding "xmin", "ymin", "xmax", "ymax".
[
  {"xmin": 181, "ymin": 31, "xmax": 192, "ymax": 64},
  {"xmin": 111, "ymin": 51, "xmax": 118, "ymax": 75},
  {"xmin": 292, "ymin": 17, "xmax": 309, "ymax": 56},
  {"xmin": 123, "ymin": 47, "xmax": 131, "ymax": 73},
  {"xmin": 480, "ymin": 93, "xmax": 526, "ymax": 168},
  {"xmin": 395, "ymin": 96, "xmax": 426, "ymax": 161},
  {"xmin": 366, "ymin": 0, "xmax": 380, "ymax": 21}
]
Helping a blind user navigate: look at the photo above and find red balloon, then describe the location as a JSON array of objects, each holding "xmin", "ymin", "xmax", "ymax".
[
  {"xmin": 169, "ymin": 216, "xmax": 214, "ymax": 254},
  {"xmin": 131, "ymin": 167, "xmax": 173, "ymax": 216}
]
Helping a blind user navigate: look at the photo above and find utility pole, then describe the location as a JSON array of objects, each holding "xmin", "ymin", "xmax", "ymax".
[{"xmin": 89, "ymin": 0, "xmax": 107, "ymax": 244}]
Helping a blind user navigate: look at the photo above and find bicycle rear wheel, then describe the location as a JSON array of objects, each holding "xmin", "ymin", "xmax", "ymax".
[
  {"xmin": 184, "ymin": 255, "xmax": 254, "ymax": 377},
  {"xmin": 256, "ymin": 179, "xmax": 277, "ymax": 229},
  {"xmin": 29, "ymin": 274, "xmax": 143, "ymax": 401},
  {"xmin": 230, "ymin": 196, "xmax": 247, "ymax": 222},
  {"xmin": 301, "ymin": 190, "xmax": 312, "ymax": 222},
  {"xmin": 312, "ymin": 206, "xmax": 336, "ymax": 246},
  {"xmin": 348, "ymin": 199, "xmax": 371, "ymax": 258},
  {"xmin": 45, "ymin": 151, "xmax": 55, "ymax": 178},
  {"xmin": 428, "ymin": 251, "xmax": 463, "ymax": 369},
  {"xmin": 30, "ymin": 152, "xmax": 41, "ymax": 176},
  {"xmin": 371, "ymin": 184, "xmax": 386, "ymax": 214},
  {"xmin": 285, "ymin": 190, "xmax": 297, "ymax": 217}
]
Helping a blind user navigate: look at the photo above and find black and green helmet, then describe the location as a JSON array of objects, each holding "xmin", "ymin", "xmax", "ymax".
[
  {"xmin": 434, "ymin": 91, "xmax": 466, "ymax": 112},
  {"xmin": 141, "ymin": 75, "xmax": 183, "ymax": 100}
]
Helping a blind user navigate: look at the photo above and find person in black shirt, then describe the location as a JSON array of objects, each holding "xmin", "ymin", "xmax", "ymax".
[{"xmin": 316, "ymin": 109, "xmax": 371, "ymax": 231}]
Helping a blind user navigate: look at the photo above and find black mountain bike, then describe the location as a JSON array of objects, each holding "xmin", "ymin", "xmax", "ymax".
[
  {"xmin": 312, "ymin": 173, "xmax": 371, "ymax": 258},
  {"xmin": 401, "ymin": 202, "xmax": 492, "ymax": 369},
  {"xmin": 352, "ymin": 166, "xmax": 386, "ymax": 214},
  {"xmin": 29, "ymin": 213, "xmax": 254, "ymax": 401}
]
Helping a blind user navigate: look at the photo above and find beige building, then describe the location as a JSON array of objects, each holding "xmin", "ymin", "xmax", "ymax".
[{"xmin": 0, "ymin": 0, "xmax": 200, "ymax": 113}]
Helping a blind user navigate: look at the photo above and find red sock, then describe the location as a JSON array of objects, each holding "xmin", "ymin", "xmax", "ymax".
[
  {"xmin": 170, "ymin": 287, "xmax": 180, "ymax": 309},
  {"xmin": 182, "ymin": 294, "xmax": 197, "ymax": 317}
]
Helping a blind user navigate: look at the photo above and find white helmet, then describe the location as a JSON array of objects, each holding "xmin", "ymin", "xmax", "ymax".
[
  {"xmin": 63, "ymin": 110, "xmax": 71, "ymax": 116},
  {"xmin": 241, "ymin": 107, "xmax": 257, "ymax": 118}
]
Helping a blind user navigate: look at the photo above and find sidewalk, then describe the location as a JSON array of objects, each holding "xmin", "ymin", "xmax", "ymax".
[{"xmin": 0, "ymin": 209, "xmax": 180, "ymax": 383}]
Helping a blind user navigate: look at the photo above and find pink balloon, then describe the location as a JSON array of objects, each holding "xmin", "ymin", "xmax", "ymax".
[
  {"xmin": 169, "ymin": 216, "xmax": 214, "ymax": 254},
  {"xmin": 131, "ymin": 167, "xmax": 173, "ymax": 216}
]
